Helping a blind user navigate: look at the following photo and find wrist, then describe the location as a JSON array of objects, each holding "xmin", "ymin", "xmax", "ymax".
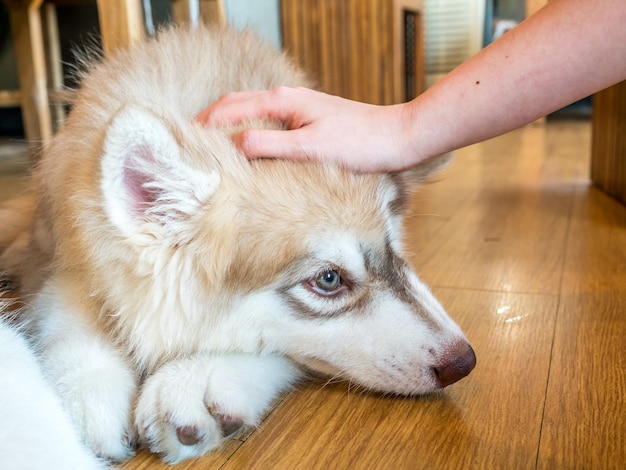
[{"xmin": 396, "ymin": 99, "xmax": 442, "ymax": 169}]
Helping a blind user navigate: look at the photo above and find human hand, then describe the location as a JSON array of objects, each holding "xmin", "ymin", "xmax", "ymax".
[{"xmin": 196, "ymin": 87, "xmax": 418, "ymax": 173}]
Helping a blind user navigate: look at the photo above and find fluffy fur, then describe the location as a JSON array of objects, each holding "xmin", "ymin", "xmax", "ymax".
[
  {"xmin": 0, "ymin": 313, "xmax": 106, "ymax": 469},
  {"xmin": 0, "ymin": 25, "xmax": 474, "ymax": 464}
]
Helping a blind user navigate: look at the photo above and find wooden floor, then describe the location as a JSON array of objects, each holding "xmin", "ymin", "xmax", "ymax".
[{"xmin": 2, "ymin": 119, "xmax": 625, "ymax": 469}]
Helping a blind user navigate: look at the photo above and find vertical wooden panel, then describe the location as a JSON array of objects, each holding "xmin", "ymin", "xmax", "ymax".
[
  {"xmin": 347, "ymin": 0, "xmax": 360, "ymax": 101},
  {"xmin": 366, "ymin": 0, "xmax": 375, "ymax": 101},
  {"xmin": 302, "ymin": 0, "xmax": 314, "ymax": 84},
  {"xmin": 318, "ymin": 0, "xmax": 330, "ymax": 92},
  {"xmin": 381, "ymin": 0, "xmax": 393, "ymax": 103},
  {"xmin": 590, "ymin": 81, "xmax": 626, "ymax": 204},
  {"xmin": 281, "ymin": 0, "xmax": 424, "ymax": 105},
  {"xmin": 337, "ymin": 0, "xmax": 349, "ymax": 99},
  {"xmin": 308, "ymin": 0, "xmax": 321, "ymax": 86},
  {"xmin": 356, "ymin": 0, "xmax": 369, "ymax": 101}
]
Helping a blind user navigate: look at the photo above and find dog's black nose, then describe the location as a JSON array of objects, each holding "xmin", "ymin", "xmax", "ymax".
[{"xmin": 433, "ymin": 341, "xmax": 476, "ymax": 388}]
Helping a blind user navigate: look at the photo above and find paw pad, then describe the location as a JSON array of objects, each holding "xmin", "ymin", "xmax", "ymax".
[
  {"xmin": 175, "ymin": 426, "xmax": 202, "ymax": 446},
  {"xmin": 214, "ymin": 413, "xmax": 244, "ymax": 438}
]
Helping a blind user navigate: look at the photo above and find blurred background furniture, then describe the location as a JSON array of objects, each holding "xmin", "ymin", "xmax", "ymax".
[
  {"xmin": 281, "ymin": 0, "xmax": 424, "ymax": 105},
  {"xmin": 590, "ymin": 81, "xmax": 626, "ymax": 205},
  {"xmin": 0, "ymin": 0, "xmax": 224, "ymax": 156}
]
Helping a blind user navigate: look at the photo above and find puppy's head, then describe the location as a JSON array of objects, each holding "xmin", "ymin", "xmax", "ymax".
[{"xmin": 100, "ymin": 106, "xmax": 474, "ymax": 395}]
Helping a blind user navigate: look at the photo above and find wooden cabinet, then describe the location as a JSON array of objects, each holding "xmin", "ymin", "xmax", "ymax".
[
  {"xmin": 590, "ymin": 81, "xmax": 626, "ymax": 204},
  {"xmin": 281, "ymin": 0, "xmax": 424, "ymax": 105}
]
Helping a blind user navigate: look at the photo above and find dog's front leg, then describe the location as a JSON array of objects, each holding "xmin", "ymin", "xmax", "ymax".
[
  {"xmin": 29, "ymin": 277, "xmax": 138, "ymax": 461},
  {"xmin": 135, "ymin": 354, "xmax": 300, "ymax": 463}
]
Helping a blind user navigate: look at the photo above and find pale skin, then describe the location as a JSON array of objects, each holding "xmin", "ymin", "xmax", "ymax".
[{"xmin": 197, "ymin": 0, "xmax": 626, "ymax": 173}]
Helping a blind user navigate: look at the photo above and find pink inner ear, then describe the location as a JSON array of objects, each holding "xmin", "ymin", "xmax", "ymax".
[{"xmin": 122, "ymin": 145, "xmax": 162, "ymax": 216}]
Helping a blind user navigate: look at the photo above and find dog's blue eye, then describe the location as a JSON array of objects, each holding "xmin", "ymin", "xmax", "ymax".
[{"xmin": 315, "ymin": 270, "xmax": 342, "ymax": 292}]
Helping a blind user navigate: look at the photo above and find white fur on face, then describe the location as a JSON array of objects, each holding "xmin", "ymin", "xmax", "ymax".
[
  {"xmin": 104, "ymin": 224, "xmax": 467, "ymax": 396},
  {"xmin": 211, "ymin": 231, "xmax": 469, "ymax": 396}
]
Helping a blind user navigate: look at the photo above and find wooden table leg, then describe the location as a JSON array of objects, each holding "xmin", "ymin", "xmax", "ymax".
[
  {"xmin": 8, "ymin": 0, "xmax": 52, "ymax": 157},
  {"xmin": 95, "ymin": 0, "xmax": 145, "ymax": 55},
  {"xmin": 42, "ymin": 2, "xmax": 65, "ymax": 132}
]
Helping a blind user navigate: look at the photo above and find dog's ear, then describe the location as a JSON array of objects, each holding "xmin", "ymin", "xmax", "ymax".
[
  {"xmin": 388, "ymin": 153, "xmax": 453, "ymax": 214},
  {"xmin": 398, "ymin": 153, "xmax": 453, "ymax": 186},
  {"xmin": 100, "ymin": 106, "xmax": 219, "ymax": 239}
]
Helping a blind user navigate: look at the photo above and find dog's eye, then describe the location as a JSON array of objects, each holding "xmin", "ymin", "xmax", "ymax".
[{"xmin": 314, "ymin": 270, "xmax": 342, "ymax": 293}]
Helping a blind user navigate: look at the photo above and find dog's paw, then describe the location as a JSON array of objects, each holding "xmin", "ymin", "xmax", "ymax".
[
  {"xmin": 30, "ymin": 278, "xmax": 139, "ymax": 462},
  {"xmin": 135, "ymin": 354, "xmax": 299, "ymax": 463},
  {"xmin": 45, "ymin": 341, "xmax": 138, "ymax": 461}
]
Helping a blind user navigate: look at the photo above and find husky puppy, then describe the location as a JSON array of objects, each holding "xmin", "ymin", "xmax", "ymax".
[{"xmin": 0, "ymin": 26, "xmax": 475, "ymax": 464}]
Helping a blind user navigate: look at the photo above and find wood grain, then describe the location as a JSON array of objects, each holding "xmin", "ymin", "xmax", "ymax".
[
  {"xmin": 119, "ymin": 440, "xmax": 242, "ymax": 470},
  {"xmin": 406, "ymin": 121, "xmax": 590, "ymax": 296},
  {"xmin": 537, "ymin": 186, "xmax": 626, "ymax": 469},
  {"xmin": 280, "ymin": 0, "xmax": 424, "ymax": 105}
]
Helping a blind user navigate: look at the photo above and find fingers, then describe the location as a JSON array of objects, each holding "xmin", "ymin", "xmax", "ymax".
[
  {"xmin": 195, "ymin": 90, "xmax": 265, "ymax": 125},
  {"xmin": 195, "ymin": 87, "xmax": 325, "ymax": 162},
  {"xmin": 231, "ymin": 128, "xmax": 315, "ymax": 161},
  {"xmin": 195, "ymin": 87, "xmax": 311, "ymax": 127},
  {"xmin": 194, "ymin": 87, "xmax": 381, "ymax": 168}
]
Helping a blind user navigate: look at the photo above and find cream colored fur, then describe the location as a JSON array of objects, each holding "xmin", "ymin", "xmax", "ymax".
[{"xmin": 0, "ymin": 25, "xmax": 471, "ymax": 464}]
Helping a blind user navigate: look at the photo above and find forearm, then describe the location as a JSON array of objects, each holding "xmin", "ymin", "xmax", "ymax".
[
  {"xmin": 404, "ymin": 0, "xmax": 626, "ymax": 163},
  {"xmin": 198, "ymin": 0, "xmax": 626, "ymax": 172}
]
